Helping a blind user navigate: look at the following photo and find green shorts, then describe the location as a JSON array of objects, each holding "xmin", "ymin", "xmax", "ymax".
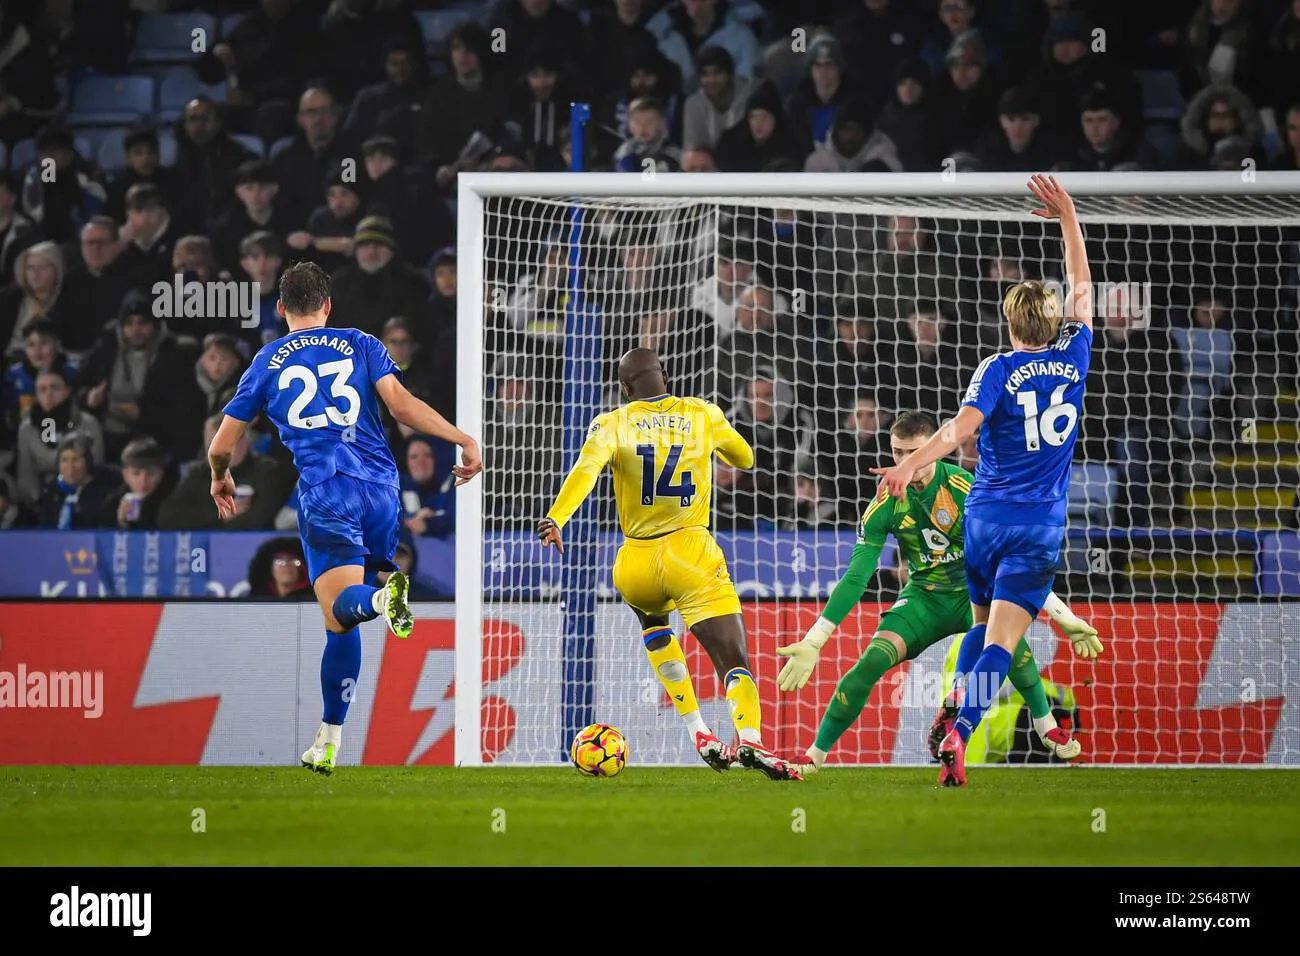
[{"xmin": 874, "ymin": 585, "xmax": 972, "ymax": 660}]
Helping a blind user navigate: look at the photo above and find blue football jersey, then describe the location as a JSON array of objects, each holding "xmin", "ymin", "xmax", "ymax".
[
  {"xmin": 960, "ymin": 320, "xmax": 1093, "ymax": 525},
  {"xmin": 224, "ymin": 326, "xmax": 400, "ymax": 490}
]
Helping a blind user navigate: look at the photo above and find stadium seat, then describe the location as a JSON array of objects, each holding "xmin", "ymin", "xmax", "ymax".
[
  {"xmin": 233, "ymin": 134, "xmax": 265, "ymax": 157},
  {"xmin": 1068, "ymin": 463, "xmax": 1117, "ymax": 525},
  {"xmin": 157, "ymin": 129, "xmax": 178, "ymax": 167},
  {"xmin": 157, "ymin": 69, "xmax": 228, "ymax": 124},
  {"xmin": 415, "ymin": 9, "xmax": 475, "ymax": 57},
  {"xmin": 1142, "ymin": 122, "xmax": 1181, "ymax": 167},
  {"xmin": 64, "ymin": 75, "xmax": 155, "ymax": 126},
  {"xmin": 9, "ymin": 138, "xmax": 36, "ymax": 170},
  {"xmin": 75, "ymin": 130, "xmax": 109, "ymax": 165},
  {"xmin": 446, "ymin": 0, "xmax": 494, "ymax": 25},
  {"xmin": 95, "ymin": 127, "xmax": 134, "ymax": 174},
  {"xmin": 1135, "ymin": 69, "xmax": 1184, "ymax": 121},
  {"xmin": 130, "ymin": 12, "xmax": 218, "ymax": 65},
  {"xmin": 220, "ymin": 12, "xmax": 249, "ymax": 39},
  {"xmin": 268, "ymin": 136, "xmax": 295, "ymax": 158}
]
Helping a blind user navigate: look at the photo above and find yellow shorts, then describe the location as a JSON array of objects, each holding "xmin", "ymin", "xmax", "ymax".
[{"xmin": 611, "ymin": 527, "xmax": 742, "ymax": 630}]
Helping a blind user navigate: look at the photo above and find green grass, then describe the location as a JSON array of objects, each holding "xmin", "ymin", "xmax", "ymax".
[{"xmin": 1, "ymin": 766, "xmax": 1297, "ymax": 866}]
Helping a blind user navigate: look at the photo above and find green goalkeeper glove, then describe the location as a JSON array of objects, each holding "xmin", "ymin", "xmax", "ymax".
[{"xmin": 775, "ymin": 617, "xmax": 834, "ymax": 691}]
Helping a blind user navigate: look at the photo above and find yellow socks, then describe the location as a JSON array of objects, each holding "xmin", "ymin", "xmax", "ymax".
[
  {"xmin": 724, "ymin": 667, "xmax": 763, "ymax": 745},
  {"xmin": 644, "ymin": 628, "xmax": 708, "ymax": 737}
]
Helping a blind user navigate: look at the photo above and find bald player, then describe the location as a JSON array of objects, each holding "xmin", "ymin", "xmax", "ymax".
[{"xmin": 538, "ymin": 348, "xmax": 803, "ymax": 781}]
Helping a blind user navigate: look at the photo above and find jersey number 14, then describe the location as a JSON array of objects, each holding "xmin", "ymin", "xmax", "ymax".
[
  {"xmin": 636, "ymin": 444, "xmax": 695, "ymax": 507},
  {"xmin": 278, "ymin": 358, "xmax": 360, "ymax": 429},
  {"xmin": 1015, "ymin": 384, "xmax": 1077, "ymax": 452}
]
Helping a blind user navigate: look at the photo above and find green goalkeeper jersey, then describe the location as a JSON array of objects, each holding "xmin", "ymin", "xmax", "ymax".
[{"xmin": 821, "ymin": 460, "xmax": 973, "ymax": 624}]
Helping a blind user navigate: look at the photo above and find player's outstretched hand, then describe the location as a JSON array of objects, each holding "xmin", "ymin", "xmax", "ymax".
[
  {"xmin": 869, "ymin": 462, "xmax": 914, "ymax": 499},
  {"xmin": 211, "ymin": 475, "xmax": 237, "ymax": 520},
  {"xmin": 775, "ymin": 640, "xmax": 820, "ymax": 692},
  {"xmin": 453, "ymin": 439, "xmax": 483, "ymax": 486},
  {"xmin": 1060, "ymin": 614, "xmax": 1103, "ymax": 659},
  {"xmin": 537, "ymin": 517, "xmax": 564, "ymax": 555},
  {"xmin": 1027, "ymin": 174, "xmax": 1076, "ymax": 221}
]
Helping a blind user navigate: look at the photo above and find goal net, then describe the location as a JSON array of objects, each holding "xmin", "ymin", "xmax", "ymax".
[{"xmin": 454, "ymin": 171, "xmax": 1300, "ymax": 768}]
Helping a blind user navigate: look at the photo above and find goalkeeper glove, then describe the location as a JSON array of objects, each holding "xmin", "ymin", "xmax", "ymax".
[
  {"xmin": 1059, "ymin": 615, "xmax": 1103, "ymax": 659},
  {"xmin": 775, "ymin": 617, "xmax": 835, "ymax": 692}
]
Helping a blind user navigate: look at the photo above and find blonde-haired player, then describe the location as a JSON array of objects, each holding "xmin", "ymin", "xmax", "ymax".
[{"xmin": 538, "ymin": 347, "xmax": 803, "ymax": 781}]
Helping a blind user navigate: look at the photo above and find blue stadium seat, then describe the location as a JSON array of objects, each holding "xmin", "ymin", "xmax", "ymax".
[
  {"xmin": 157, "ymin": 68, "xmax": 228, "ymax": 123},
  {"xmin": 1135, "ymin": 69, "xmax": 1184, "ymax": 121},
  {"xmin": 65, "ymin": 75, "xmax": 155, "ymax": 126},
  {"xmin": 157, "ymin": 129, "xmax": 178, "ymax": 167},
  {"xmin": 9, "ymin": 138, "xmax": 36, "ymax": 170},
  {"xmin": 445, "ymin": 0, "xmax": 493, "ymax": 24},
  {"xmin": 268, "ymin": 135, "xmax": 294, "ymax": 159},
  {"xmin": 220, "ymin": 12, "xmax": 249, "ymax": 39},
  {"xmin": 1068, "ymin": 463, "xmax": 1117, "ymax": 525},
  {"xmin": 76, "ymin": 130, "xmax": 110, "ymax": 165},
  {"xmin": 130, "ymin": 12, "xmax": 218, "ymax": 64},
  {"xmin": 95, "ymin": 127, "xmax": 133, "ymax": 174},
  {"xmin": 234, "ymin": 134, "xmax": 265, "ymax": 157},
  {"xmin": 415, "ymin": 9, "xmax": 475, "ymax": 57}
]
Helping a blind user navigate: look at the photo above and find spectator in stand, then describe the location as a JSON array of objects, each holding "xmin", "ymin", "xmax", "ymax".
[
  {"xmin": 0, "ymin": 242, "xmax": 85, "ymax": 360},
  {"xmin": 76, "ymin": 289, "xmax": 185, "ymax": 463},
  {"xmin": 1181, "ymin": 0, "xmax": 1266, "ymax": 107},
  {"xmin": 680, "ymin": 145, "xmax": 719, "ymax": 170},
  {"xmin": 785, "ymin": 35, "xmax": 860, "ymax": 158},
  {"xmin": 483, "ymin": 354, "xmax": 560, "ymax": 529},
  {"xmin": 920, "ymin": 0, "xmax": 1004, "ymax": 79},
  {"xmin": 16, "ymin": 366, "xmax": 103, "ymax": 507},
  {"xmin": 1059, "ymin": 87, "xmax": 1162, "ymax": 171},
  {"xmin": 0, "ymin": 4, "xmax": 61, "ymax": 150},
  {"xmin": 891, "ymin": 306, "xmax": 977, "ymax": 421},
  {"xmin": 509, "ymin": 44, "xmax": 582, "ymax": 173},
  {"xmin": 729, "ymin": 367, "xmax": 806, "ymax": 526},
  {"xmin": 19, "ymin": 125, "xmax": 106, "ymax": 246},
  {"xmin": 247, "ymin": 537, "xmax": 314, "ymax": 599},
  {"xmin": 650, "ymin": 0, "xmax": 762, "ymax": 93},
  {"xmin": 319, "ymin": 0, "xmax": 423, "ymax": 106},
  {"xmin": 590, "ymin": 0, "xmax": 663, "ymax": 91},
  {"xmin": 272, "ymin": 87, "xmax": 364, "ymax": 223},
  {"xmin": 291, "ymin": 163, "xmax": 363, "ymax": 275},
  {"xmin": 0, "ymin": 171, "xmax": 37, "ymax": 291},
  {"xmin": 150, "ymin": 332, "xmax": 245, "ymax": 465},
  {"xmin": 716, "ymin": 80, "xmax": 804, "ymax": 172},
  {"xmin": 399, "ymin": 434, "xmax": 455, "ymax": 539},
  {"xmin": 327, "ymin": 215, "xmax": 431, "ymax": 339},
  {"xmin": 681, "ymin": 45, "xmax": 757, "ymax": 152},
  {"xmin": 171, "ymin": 97, "xmax": 257, "ymax": 233},
  {"xmin": 4, "ymin": 319, "xmax": 77, "ymax": 440},
  {"xmin": 832, "ymin": 0, "xmax": 926, "ymax": 115},
  {"xmin": 804, "ymin": 100, "xmax": 903, "ymax": 172},
  {"xmin": 613, "ymin": 98, "xmax": 683, "ymax": 172},
  {"xmin": 235, "ymin": 231, "xmax": 287, "ymax": 350},
  {"xmin": 1266, "ymin": 2, "xmax": 1300, "ymax": 125},
  {"xmin": 379, "ymin": 316, "xmax": 439, "ymax": 411},
  {"xmin": 60, "ymin": 217, "xmax": 134, "ymax": 344},
  {"xmin": 158, "ymin": 413, "xmax": 289, "ymax": 531},
  {"xmin": 973, "ymin": 85, "xmax": 1068, "ymax": 172},
  {"xmin": 823, "ymin": 393, "xmax": 894, "ymax": 525},
  {"xmin": 96, "ymin": 436, "xmax": 174, "ymax": 531},
  {"xmin": 1270, "ymin": 102, "xmax": 1300, "ymax": 169},
  {"xmin": 491, "ymin": 0, "xmax": 592, "ymax": 82},
  {"xmin": 874, "ymin": 58, "xmax": 944, "ymax": 172},
  {"xmin": 212, "ymin": 160, "xmax": 298, "ymax": 276},
  {"xmin": 599, "ymin": 45, "xmax": 684, "ymax": 163},
  {"xmin": 359, "ymin": 135, "xmax": 453, "ymax": 267},
  {"xmin": 1177, "ymin": 84, "xmax": 1263, "ymax": 169},
  {"xmin": 103, "ymin": 127, "xmax": 184, "ymax": 231},
  {"xmin": 115, "ymin": 183, "xmax": 184, "ymax": 296},
  {"xmin": 415, "ymin": 22, "xmax": 510, "ymax": 193},
  {"xmin": 343, "ymin": 37, "xmax": 431, "ymax": 160},
  {"xmin": 33, "ymin": 433, "xmax": 117, "ymax": 530},
  {"xmin": 931, "ymin": 29, "xmax": 1001, "ymax": 159}
]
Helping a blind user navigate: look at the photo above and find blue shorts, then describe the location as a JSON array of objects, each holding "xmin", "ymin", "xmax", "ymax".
[
  {"xmin": 964, "ymin": 515, "xmax": 1063, "ymax": 617},
  {"xmin": 298, "ymin": 473, "xmax": 400, "ymax": 584}
]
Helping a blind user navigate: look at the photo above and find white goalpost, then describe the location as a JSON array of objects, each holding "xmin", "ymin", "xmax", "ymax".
[{"xmin": 454, "ymin": 170, "xmax": 1300, "ymax": 770}]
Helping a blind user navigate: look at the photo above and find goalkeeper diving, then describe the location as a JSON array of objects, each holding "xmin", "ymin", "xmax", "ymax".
[
  {"xmin": 775, "ymin": 411, "xmax": 1102, "ymax": 774},
  {"xmin": 539, "ymin": 347, "xmax": 803, "ymax": 781}
]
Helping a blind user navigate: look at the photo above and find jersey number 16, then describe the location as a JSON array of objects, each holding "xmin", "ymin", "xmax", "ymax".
[
  {"xmin": 278, "ymin": 358, "xmax": 360, "ymax": 429},
  {"xmin": 636, "ymin": 444, "xmax": 696, "ymax": 507},
  {"xmin": 1015, "ymin": 384, "xmax": 1077, "ymax": 452}
]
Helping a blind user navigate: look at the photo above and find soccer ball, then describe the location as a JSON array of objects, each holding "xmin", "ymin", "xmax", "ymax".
[{"xmin": 570, "ymin": 723, "xmax": 628, "ymax": 778}]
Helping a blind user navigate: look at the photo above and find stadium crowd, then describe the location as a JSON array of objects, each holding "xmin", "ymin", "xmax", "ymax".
[{"xmin": 0, "ymin": 0, "xmax": 1298, "ymax": 546}]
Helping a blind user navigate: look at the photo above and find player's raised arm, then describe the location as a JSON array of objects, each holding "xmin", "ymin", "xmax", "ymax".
[
  {"xmin": 871, "ymin": 407, "xmax": 984, "ymax": 498},
  {"xmin": 207, "ymin": 414, "xmax": 251, "ymax": 520},
  {"xmin": 375, "ymin": 373, "xmax": 482, "ymax": 484},
  {"xmin": 706, "ymin": 402, "xmax": 754, "ymax": 470},
  {"xmin": 537, "ymin": 415, "xmax": 617, "ymax": 555},
  {"xmin": 776, "ymin": 493, "xmax": 893, "ymax": 692},
  {"xmin": 1028, "ymin": 174, "xmax": 1092, "ymax": 332}
]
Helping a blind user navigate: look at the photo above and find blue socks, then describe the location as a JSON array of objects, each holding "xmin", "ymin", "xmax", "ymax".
[
  {"xmin": 953, "ymin": 623, "xmax": 987, "ymax": 698},
  {"xmin": 321, "ymin": 627, "xmax": 362, "ymax": 724},
  {"xmin": 332, "ymin": 584, "xmax": 380, "ymax": 630},
  {"xmin": 955, "ymin": 643, "xmax": 1013, "ymax": 743}
]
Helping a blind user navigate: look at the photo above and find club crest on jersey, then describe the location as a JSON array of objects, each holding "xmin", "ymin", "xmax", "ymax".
[{"xmin": 931, "ymin": 487, "xmax": 958, "ymax": 532}]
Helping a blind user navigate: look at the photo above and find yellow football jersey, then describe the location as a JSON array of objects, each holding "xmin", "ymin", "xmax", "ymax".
[{"xmin": 546, "ymin": 394, "xmax": 754, "ymax": 539}]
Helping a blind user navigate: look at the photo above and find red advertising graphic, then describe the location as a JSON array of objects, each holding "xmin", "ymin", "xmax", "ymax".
[{"xmin": 0, "ymin": 602, "xmax": 1290, "ymax": 765}]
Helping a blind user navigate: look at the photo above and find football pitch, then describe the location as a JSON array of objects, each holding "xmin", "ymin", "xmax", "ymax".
[{"xmin": 2, "ymin": 766, "xmax": 1297, "ymax": 866}]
